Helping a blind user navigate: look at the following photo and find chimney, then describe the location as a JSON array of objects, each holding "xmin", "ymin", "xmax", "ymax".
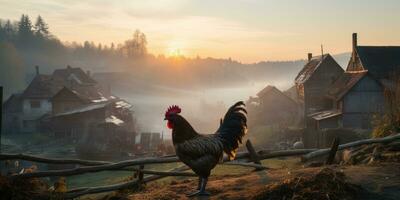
[
  {"xmin": 352, "ymin": 33, "xmax": 357, "ymax": 51},
  {"xmin": 86, "ymin": 70, "xmax": 91, "ymax": 77},
  {"xmin": 307, "ymin": 53, "xmax": 312, "ymax": 62},
  {"xmin": 35, "ymin": 65, "xmax": 39, "ymax": 75}
]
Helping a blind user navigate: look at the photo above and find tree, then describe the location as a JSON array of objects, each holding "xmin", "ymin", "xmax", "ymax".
[
  {"xmin": 121, "ymin": 29, "xmax": 147, "ymax": 58},
  {"xmin": 0, "ymin": 42, "xmax": 25, "ymax": 97},
  {"xmin": 17, "ymin": 14, "xmax": 34, "ymax": 44},
  {"xmin": 34, "ymin": 15, "xmax": 49, "ymax": 37},
  {"xmin": 0, "ymin": 20, "xmax": 15, "ymax": 41}
]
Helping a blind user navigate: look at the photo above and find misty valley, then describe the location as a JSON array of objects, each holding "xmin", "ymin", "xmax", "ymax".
[{"xmin": 1, "ymin": 4, "xmax": 400, "ymax": 200}]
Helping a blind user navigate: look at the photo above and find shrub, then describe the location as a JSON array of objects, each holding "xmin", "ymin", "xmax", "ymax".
[{"xmin": 373, "ymin": 73, "xmax": 400, "ymax": 138}]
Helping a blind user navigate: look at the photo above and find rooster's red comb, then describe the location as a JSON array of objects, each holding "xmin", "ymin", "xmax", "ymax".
[{"xmin": 165, "ymin": 105, "xmax": 181, "ymax": 117}]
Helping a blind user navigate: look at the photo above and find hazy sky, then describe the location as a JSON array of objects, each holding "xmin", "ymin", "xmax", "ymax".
[{"xmin": 1, "ymin": 0, "xmax": 399, "ymax": 62}]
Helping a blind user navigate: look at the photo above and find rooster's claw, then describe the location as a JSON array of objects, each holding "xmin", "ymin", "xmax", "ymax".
[{"xmin": 186, "ymin": 190, "xmax": 210, "ymax": 197}]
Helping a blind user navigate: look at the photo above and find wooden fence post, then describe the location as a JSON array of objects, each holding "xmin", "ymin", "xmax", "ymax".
[
  {"xmin": 325, "ymin": 137, "xmax": 340, "ymax": 165},
  {"xmin": 0, "ymin": 86, "xmax": 2, "ymax": 154},
  {"xmin": 245, "ymin": 140, "xmax": 261, "ymax": 165},
  {"xmin": 138, "ymin": 165, "xmax": 144, "ymax": 183}
]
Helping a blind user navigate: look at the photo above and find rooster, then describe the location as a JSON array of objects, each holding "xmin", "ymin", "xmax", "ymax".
[{"xmin": 164, "ymin": 101, "xmax": 247, "ymax": 196}]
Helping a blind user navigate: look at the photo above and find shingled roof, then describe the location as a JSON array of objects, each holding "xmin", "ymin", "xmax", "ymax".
[
  {"xmin": 257, "ymin": 85, "xmax": 297, "ymax": 105},
  {"xmin": 22, "ymin": 75, "xmax": 58, "ymax": 98},
  {"xmin": 52, "ymin": 66, "xmax": 96, "ymax": 85},
  {"xmin": 257, "ymin": 85, "xmax": 277, "ymax": 97},
  {"xmin": 327, "ymin": 71, "xmax": 368, "ymax": 101},
  {"xmin": 356, "ymin": 46, "xmax": 400, "ymax": 79},
  {"xmin": 295, "ymin": 54, "xmax": 330, "ymax": 84},
  {"xmin": 22, "ymin": 67, "xmax": 106, "ymax": 101}
]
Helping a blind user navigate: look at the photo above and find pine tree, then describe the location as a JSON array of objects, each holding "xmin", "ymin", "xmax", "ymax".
[
  {"xmin": 18, "ymin": 14, "xmax": 33, "ymax": 40},
  {"xmin": 0, "ymin": 20, "xmax": 15, "ymax": 41},
  {"xmin": 34, "ymin": 15, "xmax": 49, "ymax": 37}
]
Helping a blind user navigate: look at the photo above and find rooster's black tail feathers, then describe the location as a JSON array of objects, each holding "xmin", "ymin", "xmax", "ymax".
[{"xmin": 216, "ymin": 101, "xmax": 247, "ymax": 160}]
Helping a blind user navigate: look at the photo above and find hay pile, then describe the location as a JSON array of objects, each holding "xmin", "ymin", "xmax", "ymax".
[
  {"xmin": 0, "ymin": 175, "xmax": 49, "ymax": 200},
  {"xmin": 343, "ymin": 142, "xmax": 400, "ymax": 165},
  {"xmin": 252, "ymin": 168, "xmax": 362, "ymax": 200}
]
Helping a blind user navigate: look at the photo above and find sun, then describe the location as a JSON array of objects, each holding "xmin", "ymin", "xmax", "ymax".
[
  {"xmin": 165, "ymin": 40, "xmax": 186, "ymax": 58},
  {"xmin": 167, "ymin": 48, "xmax": 183, "ymax": 57}
]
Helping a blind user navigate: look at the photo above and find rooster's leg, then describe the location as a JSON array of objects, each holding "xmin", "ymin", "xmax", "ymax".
[
  {"xmin": 197, "ymin": 177, "xmax": 202, "ymax": 190},
  {"xmin": 198, "ymin": 177, "xmax": 210, "ymax": 196},
  {"xmin": 186, "ymin": 177, "xmax": 210, "ymax": 197}
]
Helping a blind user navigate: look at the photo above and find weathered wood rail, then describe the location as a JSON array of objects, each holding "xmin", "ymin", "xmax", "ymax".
[{"xmin": 1, "ymin": 134, "xmax": 400, "ymax": 199}]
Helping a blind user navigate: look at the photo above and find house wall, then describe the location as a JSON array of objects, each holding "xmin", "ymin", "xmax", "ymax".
[
  {"xmin": 52, "ymin": 108, "xmax": 105, "ymax": 139},
  {"xmin": 21, "ymin": 98, "xmax": 52, "ymax": 132},
  {"xmin": 258, "ymin": 89, "xmax": 299, "ymax": 126},
  {"xmin": 304, "ymin": 56, "xmax": 344, "ymax": 117},
  {"xmin": 342, "ymin": 76, "xmax": 384, "ymax": 129},
  {"xmin": 52, "ymin": 91, "xmax": 86, "ymax": 115},
  {"xmin": 318, "ymin": 116, "xmax": 340, "ymax": 129}
]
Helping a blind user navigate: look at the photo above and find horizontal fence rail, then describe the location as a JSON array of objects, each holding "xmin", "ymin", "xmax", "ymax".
[{"xmin": 1, "ymin": 133, "xmax": 399, "ymax": 199}]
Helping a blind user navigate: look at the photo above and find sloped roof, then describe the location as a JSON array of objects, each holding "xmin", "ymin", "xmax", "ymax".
[
  {"xmin": 327, "ymin": 71, "xmax": 368, "ymax": 100},
  {"xmin": 51, "ymin": 87, "xmax": 91, "ymax": 103},
  {"xmin": 52, "ymin": 99, "xmax": 132, "ymax": 118},
  {"xmin": 22, "ymin": 75, "xmax": 57, "ymax": 98},
  {"xmin": 3, "ymin": 93, "xmax": 23, "ymax": 112},
  {"xmin": 284, "ymin": 85, "xmax": 299, "ymax": 102},
  {"xmin": 257, "ymin": 85, "xmax": 297, "ymax": 105},
  {"xmin": 52, "ymin": 101, "xmax": 110, "ymax": 117},
  {"xmin": 295, "ymin": 54, "xmax": 330, "ymax": 84},
  {"xmin": 105, "ymin": 115, "xmax": 125, "ymax": 126},
  {"xmin": 356, "ymin": 46, "xmax": 400, "ymax": 79},
  {"xmin": 22, "ymin": 67, "xmax": 107, "ymax": 101},
  {"xmin": 308, "ymin": 110, "xmax": 342, "ymax": 121},
  {"xmin": 257, "ymin": 85, "xmax": 276, "ymax": 97},
  {"xmin": 52, "ymin": 66, "xmax": 96, "ymax": 84}
]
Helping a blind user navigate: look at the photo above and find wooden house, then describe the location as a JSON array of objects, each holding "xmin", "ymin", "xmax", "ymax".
[
  {"xmin": 15, "ymin": 69, "xmax": 54, "ymax": 133},
  {"xmin": 249, "ymin": 85, "xmax": 299, "ymax": 126},
  {"xmin": 50, "ymin": 99, "xmax": 134, "ymax": 142},
  {"xmin": 307, "ymin": 33, "xmax": 399, "ymax": 130},
  {"xmin": 295, "ymin": 53, "xmax": 344, "ymax": 126},
  {"xmin": 2, "ymin": 65, "xmax": 122, "ymax": 134}
]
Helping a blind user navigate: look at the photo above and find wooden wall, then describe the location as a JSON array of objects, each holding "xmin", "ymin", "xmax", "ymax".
[
  {"xmin": 303, "ymin": 55, "xmax": 344, "ymax": 117},
  {"xmin": 342, "ymin": 76, "xmax": 384, "ymax": 129}
]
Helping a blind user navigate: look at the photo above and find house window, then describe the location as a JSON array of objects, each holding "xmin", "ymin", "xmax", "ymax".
[{"xmin": 30, "ymin": 100, "xmax": 41, "ymax": 108}]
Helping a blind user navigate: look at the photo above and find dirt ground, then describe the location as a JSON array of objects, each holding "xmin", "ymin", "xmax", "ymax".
[{"xmin": 121, "ymin": 162, "xmax": 400, "ymax": 200}]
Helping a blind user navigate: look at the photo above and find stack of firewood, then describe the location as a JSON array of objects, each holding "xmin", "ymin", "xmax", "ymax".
[{"xmin": 341, "ymin": 141, "xmax": 400, "ymax": 165}]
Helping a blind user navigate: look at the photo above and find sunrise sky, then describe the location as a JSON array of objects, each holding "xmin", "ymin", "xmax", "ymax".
[{"xmin": 1, "ymin": 0, "xmax": 400, "ymax": 63}]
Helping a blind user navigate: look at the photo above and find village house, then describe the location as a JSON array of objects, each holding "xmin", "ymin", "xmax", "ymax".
[
  {"xmin": 306, "ymin": 33, "xmax": 399, "ymax": 131},
  {"xmin": 2, "ymin": 65, "xmax": 136, "ymax": 145},
  {"xmin": 247, "ymin": 85, "xmax": 300, "ymax": 127},
  {"xmin": 294, "ymin": 53, "xmax": 344, "ymax": 124}
]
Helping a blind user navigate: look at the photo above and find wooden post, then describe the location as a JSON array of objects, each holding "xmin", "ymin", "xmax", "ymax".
[
  {"xmin": 245, "ymin": 140, "xmax": 261, "ymax": 165},
  {"xmin": 0, "ymin": 86, "xmax": 2, "ymax": 154},
  {"xmin": 325, "ymin": 137, "xmax": 340, "ymax": 165},
  {"xmin": 138, "ymin": 165, "xmax": 144, "ymax": 182}
]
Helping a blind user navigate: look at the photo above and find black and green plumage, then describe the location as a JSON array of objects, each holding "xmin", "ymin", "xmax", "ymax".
[{"xmin": 165, "ymin": 101, "xmax": 247, "ymax": 196}]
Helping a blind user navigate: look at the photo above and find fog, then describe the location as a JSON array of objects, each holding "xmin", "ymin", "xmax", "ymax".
[
  {"xmin": 0, "ymin": 14, "xmax": 351, "ymax": 139},
  {"xmin": 95, "ymin": 72, "xmax": 294, "ymax": 138}
]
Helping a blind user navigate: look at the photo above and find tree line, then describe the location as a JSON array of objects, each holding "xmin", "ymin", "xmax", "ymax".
[
  {"xmin": 0, "ymin": 14, "xmax": 310, "ymax": 98},
  {"xmin": 0, "ymin": 14, "xmax": 148, "ymax": 59},
  {"xmin": 0, "ymin": 14, "xmax": 149, "ymax": 97}
]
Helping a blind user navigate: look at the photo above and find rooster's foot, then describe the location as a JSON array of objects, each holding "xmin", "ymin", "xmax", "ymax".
[{"xmin": 186, "ymin": 190, "xmax": 210, "ymax": 197}]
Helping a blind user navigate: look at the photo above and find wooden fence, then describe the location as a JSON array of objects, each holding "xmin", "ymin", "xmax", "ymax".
[{"xmin": 1, "ymin": 134, "xmax": 400, "ymax": 199}]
